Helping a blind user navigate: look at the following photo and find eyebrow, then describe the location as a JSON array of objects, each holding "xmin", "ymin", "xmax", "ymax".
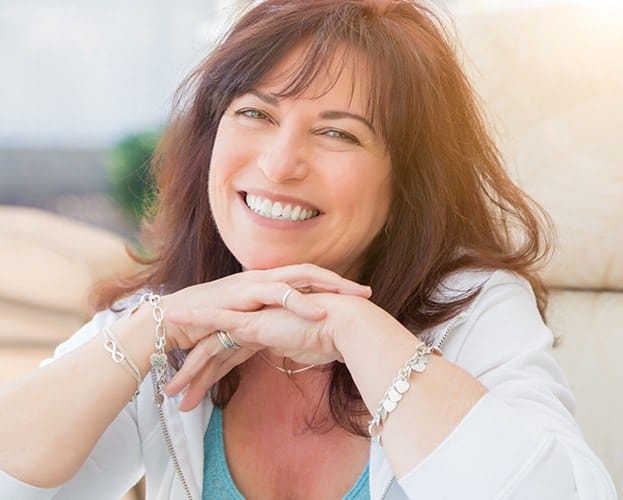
[
  {"xmin": 248, "ymin": 90, "xmax": 376, "ymax": 137},
  {"xmin": 249, "ymin": 90, "xmax": 280, "ymax": 106}
]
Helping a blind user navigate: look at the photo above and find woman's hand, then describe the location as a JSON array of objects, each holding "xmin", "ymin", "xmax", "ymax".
[
  {"xmin": 159, "ymin": 264, "xmax": 371, "ymax": 410},
  {"xmin": 162, "ymin": 264, "xmax": 370, "ymax": 350},
  {"xmin": 163, "ymin": 291, "xmax": 383, "ymax": 411}
]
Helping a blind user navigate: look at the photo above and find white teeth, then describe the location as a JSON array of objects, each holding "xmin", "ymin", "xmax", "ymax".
[
  {"xmin": 245, "ymin": 193, "xmax": 252, "ymax": 206},
  {"xmin": 290, "ymin": 205, "xmax": 301, "ymax": 221},
  {"xmin": 281, "ymin": 204, "xmax": 292, "ymax": 219},
  {"xmin": 260, "ymin": 198, "xmax": 271, "ymax": 217},
  {"xmin": 270, "ymin": 202, "xmax": 282, "ymax": 219},
  {"xmin": 244, "ymin": 193, "xmax": 318, "ymax": 222}
]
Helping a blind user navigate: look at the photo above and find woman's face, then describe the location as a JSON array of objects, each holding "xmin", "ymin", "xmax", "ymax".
[{"xmin": 208, "ymin": 45, "xmax": 392, "ymax": 277}]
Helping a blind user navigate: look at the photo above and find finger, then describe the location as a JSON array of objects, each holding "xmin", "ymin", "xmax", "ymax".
[
  {"xmin": 246, "ymin": 282, "xmax": 326, "ymax": 321},
  {"xmin": 164, "ymin": 334, "xmax": 226, "ymax": 395},
  {"xmin": 170, "ymin": 283, "xmax": 326, "ymax": 323},
  {"xmin": 164, "ymin": 308, "xmax": 289, "ymax": 348},
  {"xmin": 259, "ymin": 264, "xmax": 372, "ymax": 297},
  {"xmin": 164, "ymin": 307, "xmax": 217, "ymax": 329},
  {"xmin": 280, "ymin": 286, "xmax": 327, "ymax": 320},
  {"xmin": 164, "ymin": 308, "xmax": 249, "ymax": 340},
  {"xmin": 177, "ymin": 358, "xmax": 223, "ymax": 412},
  {"xmin": 178, "ymin": 347, "xmax": 254, "ymax": 412},
  {"xmin": 292, "ymin": 281, "xmax": 372, "ymax": 298}
]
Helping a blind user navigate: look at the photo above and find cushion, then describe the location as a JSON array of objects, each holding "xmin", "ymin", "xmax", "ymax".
[
  {"xmin": 548, "ymin": 289, "xmax": 623, "ymax": 495},
  {"xmin": 456, "ymin": 4, "xmax": 623, "ymax": 289},
  {"xmin": 0, "ymin": 205, "xmax": 135, "ymax": 315}
]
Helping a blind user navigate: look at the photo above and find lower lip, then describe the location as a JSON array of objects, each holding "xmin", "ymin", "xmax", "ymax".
[{"xmin": 237, "ymin": 193, "xmax": 322, "ymax": 230}]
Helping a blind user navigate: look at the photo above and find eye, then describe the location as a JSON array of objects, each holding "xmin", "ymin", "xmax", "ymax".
[
  {"xmin": 320, "ymin": 128, "xmax": 360, "ymax": 145},
  {"xmin": 235, "ymin": 107, "xmax": 272, "ymax": 122}
]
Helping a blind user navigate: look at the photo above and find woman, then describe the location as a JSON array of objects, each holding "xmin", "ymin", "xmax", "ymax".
[{"xmin": 0, "ymin": 0, "xmax": 616, "ymax": 498}]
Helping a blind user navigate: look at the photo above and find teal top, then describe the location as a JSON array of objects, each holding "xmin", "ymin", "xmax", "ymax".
[{"xmin": 202, "ymin": 407, "xmax": 370, "ymax": 499}]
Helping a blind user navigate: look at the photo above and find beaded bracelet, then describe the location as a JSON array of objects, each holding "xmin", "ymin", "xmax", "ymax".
[
  {"xmin": 102, "ymin": 326, "xmax": 142, "ymax": 401},
  {"xmin": 368, "ymin": 343, "xmax": 441, "ymax": 441}
]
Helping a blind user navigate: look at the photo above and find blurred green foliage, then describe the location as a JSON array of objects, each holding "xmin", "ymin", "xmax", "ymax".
[{"xmin": 105, "ymin": 131, "xmax": 161, "ymax": 224}]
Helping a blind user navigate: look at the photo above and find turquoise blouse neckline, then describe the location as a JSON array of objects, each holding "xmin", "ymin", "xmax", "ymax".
[{"xmin": 202, "ymin": 406, "xmax": 370, "ymax": 499}]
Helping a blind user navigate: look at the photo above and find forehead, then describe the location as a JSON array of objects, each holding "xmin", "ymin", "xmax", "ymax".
[{"xmin": 256, "ymin": 41, "xmax": 373, "ymax": 115}]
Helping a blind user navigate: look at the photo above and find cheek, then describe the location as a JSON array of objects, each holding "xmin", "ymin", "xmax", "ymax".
[
  {"xmin": 330, "ymin": 167, "xmax": 391, "ymax": 226},
  {"xmin": 210, "ymin": 128, "xmax": 235, "ymax": 179},
  {"xmin": 208, "ymin": 127, "xmax": 247, "ymax": 199}
]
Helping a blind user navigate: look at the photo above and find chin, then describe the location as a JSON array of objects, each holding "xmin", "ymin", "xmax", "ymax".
[
  {"xmin": 233, "ymin": 248, "xmax": 308, "ymax": 271},
  {"xmin": 235, "ymin": 249, "xmax": 355, "ymax": 278}
]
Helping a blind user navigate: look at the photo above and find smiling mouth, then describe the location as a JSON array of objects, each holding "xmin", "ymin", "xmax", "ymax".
[{"xmin": 240, "ymin": 192, "xmax": 320, "ymax": 222}]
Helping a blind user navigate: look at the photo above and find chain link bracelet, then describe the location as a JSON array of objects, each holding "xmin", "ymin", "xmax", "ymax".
[
  {"xmin": 368, "ymin": 343, "xmax": 442, "ymax": 442},
  {"xmin": 136, "ymin": 292, "xmax": 169, "ymax": 407}
]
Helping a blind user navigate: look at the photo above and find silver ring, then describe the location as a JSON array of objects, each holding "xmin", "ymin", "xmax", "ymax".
[
  {"xmin": 281, "ymin": 287, "xmax": 294, "ymax": 308},
  {"xmin": 216, "ymin": 330, "xmax": 240, "ymax": 350}
]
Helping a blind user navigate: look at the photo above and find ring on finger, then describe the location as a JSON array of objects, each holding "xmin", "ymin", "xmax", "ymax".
[
  {"xmin": 281, "ymin": 287, "xmax": 295, "ymax": 308},
  {"xmin": 215, "ymin": 330, "xmax": 240, "ymax": 350}
]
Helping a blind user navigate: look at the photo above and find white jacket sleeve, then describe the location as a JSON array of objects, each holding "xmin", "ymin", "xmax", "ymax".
[
  {"xmin": 0, "ymin": 308, "xmax": 145, "ymax": 500},
  {"xmin": 397, "ymin": 272, "xmax": 618, "ymax": 499}
]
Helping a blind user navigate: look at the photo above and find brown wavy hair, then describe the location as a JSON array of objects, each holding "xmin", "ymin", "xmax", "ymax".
[{"xmin": 92, "ymin": 0, "xmax": 554, "ymax": 436}]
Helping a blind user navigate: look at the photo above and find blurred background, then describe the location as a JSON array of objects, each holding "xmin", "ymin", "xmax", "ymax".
[
  {"xmin": 1, "ymin": 0, "xmax": 621, "ymax": 498},
  {"xmin": 0, "ymin": 0, "xmax": 247, "ymax": 237}
]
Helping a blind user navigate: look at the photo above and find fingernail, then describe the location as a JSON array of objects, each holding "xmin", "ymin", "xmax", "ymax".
[{"xmin": 164, "ymin": 383, "xmax": 177, "ymax": 396}]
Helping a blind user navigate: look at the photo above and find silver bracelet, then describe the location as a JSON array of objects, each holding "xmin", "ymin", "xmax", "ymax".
[
  {"xmin": 136, "ymin": 292, "xmax": 169, "ymax": 407},
  {"xmin": 102, "ymin": 326, "xmax": 141, "ymax": 401},
  {"xmin": 368, "ymin": 343, "xmax": 441, "ymax": 441}
]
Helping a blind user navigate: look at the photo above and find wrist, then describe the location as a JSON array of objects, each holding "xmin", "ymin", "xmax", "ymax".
[
  {"xmin": 330, "ymin": 296, "xmax": 367, "ymax": 357},
  {"xmin": 114, "ymin": 304, "xmax": 159, "ymax": 378},
  {"xmin": 332, "ymin": 298, "xmax": 402, "ymax": 362}
]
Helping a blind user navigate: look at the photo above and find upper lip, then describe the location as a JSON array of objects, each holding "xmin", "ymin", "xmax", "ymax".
[{"xmin": 241, "ymin": 189, "xmax": 321, "ymax": 213}]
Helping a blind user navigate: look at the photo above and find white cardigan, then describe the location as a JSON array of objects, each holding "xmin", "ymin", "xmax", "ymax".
[{"xmin": 1, "ymin": 269, "xmax": 617, "ymax": 499}]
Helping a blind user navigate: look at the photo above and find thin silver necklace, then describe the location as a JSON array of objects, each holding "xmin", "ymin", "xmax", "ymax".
[{"xmin": 257, "ymin": 351, "xmax": 318, "ymax": 376}]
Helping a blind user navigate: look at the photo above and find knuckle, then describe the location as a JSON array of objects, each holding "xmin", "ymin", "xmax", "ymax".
[
  {"xmin": 186, "ymin": 309, "xmax": 199, "ymax": 324},
  {"xmin": 300, "ymin": 263, "xmax": 317, "ymax": 273},
  {"xmin": 172, "ymin": 327, "xmax": 191, "ymax": 350},
  {"xmin": 242, "ymin": 317, "xmax": 259, "ymax": 343},
  {"xmin": 289, "ymin": 263, "xmax": 305, "ymax": 274}
]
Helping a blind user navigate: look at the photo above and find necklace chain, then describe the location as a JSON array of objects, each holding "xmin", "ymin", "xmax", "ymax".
[{"xmin": 257, "ymin": 351, "xmax": 318, "ymax": 375}]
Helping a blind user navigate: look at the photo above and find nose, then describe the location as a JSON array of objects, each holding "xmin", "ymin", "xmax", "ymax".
[{"xmin": 256, "ymin": 128, "xmax": 310, "ymax": 183}]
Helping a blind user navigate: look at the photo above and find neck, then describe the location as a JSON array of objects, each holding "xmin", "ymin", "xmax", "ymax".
[
  {"xmin": 258, "ymin": 350, "xmax": 318, "ymax": 372},
  {"xmin": 241, "ymin": 353, "xmax": 331, "ymax": 399}
]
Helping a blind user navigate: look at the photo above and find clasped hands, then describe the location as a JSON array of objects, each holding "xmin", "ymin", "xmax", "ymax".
[{"xmin": 160, "ymin": 264, "xmax": 374, "ymax": 411}]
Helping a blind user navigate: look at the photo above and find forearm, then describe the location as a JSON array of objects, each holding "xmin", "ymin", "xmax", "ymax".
[
  {"xmin": 335, "ymin": 311, "xmax": 487, "ymax": 477},
  {"xmin": 0, "ymin": 307, "xmax": 155, "ymax": 488}
]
